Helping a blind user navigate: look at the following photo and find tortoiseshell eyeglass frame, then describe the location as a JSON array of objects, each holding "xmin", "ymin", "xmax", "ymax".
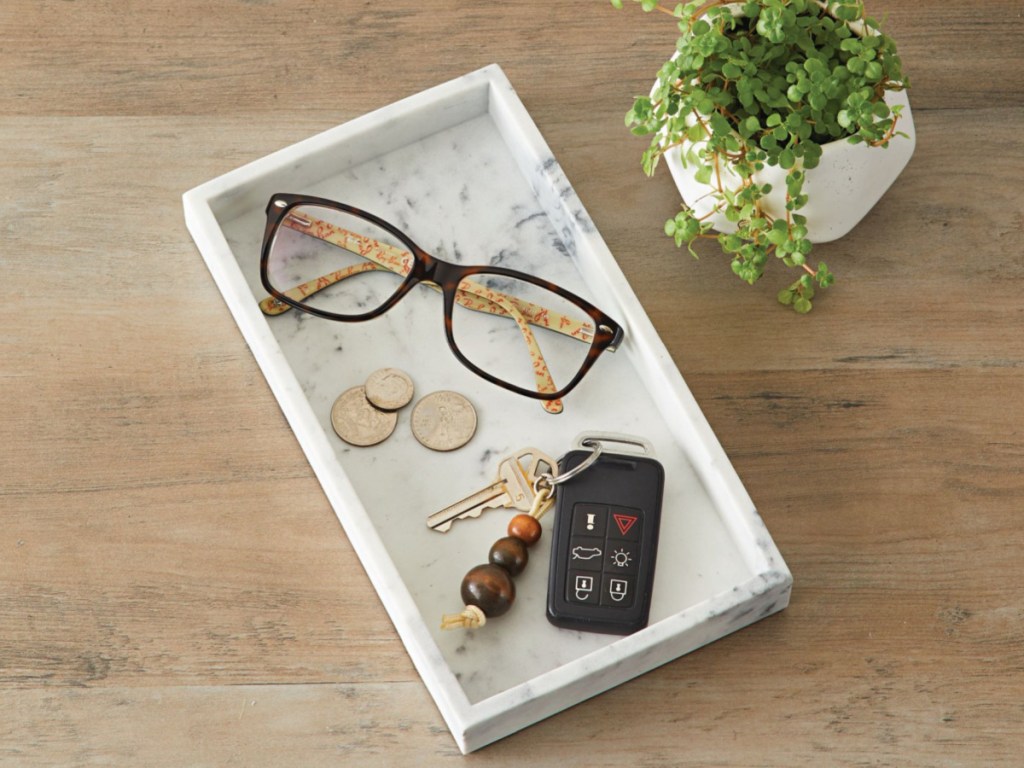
[{"xmin": 259, "ymin": 193, "xmax": 624, "ymax": 408}]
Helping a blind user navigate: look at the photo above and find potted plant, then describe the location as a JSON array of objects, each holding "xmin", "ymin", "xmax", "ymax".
[{"xmin": 613, "ymin": 0, "xmax": 914, "ymax": 312}]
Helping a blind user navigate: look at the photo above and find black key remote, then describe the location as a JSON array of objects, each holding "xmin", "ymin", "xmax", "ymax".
[{"xmin": 546, "ymin": 445, "xmax": 665, "ymax": 635}]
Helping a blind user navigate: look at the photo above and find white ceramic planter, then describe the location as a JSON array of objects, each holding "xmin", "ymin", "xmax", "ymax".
[
  {"xmin": 660, "ymin": 5, "xmax": 916, "ymax": 243},
  {"xmin": 665, "ymin": 90, "xmax": 915, "ymax": 242}
]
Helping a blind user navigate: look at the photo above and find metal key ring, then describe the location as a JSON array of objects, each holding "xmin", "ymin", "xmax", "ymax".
[{"xmin": 533, "ymin": 437, "xmax": 604, "ymax": 494}]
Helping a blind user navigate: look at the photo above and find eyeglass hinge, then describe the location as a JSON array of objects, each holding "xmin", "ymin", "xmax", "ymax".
[{"xmin": 601, "ymin": 324, "xmax": 623, "ymax": 352}]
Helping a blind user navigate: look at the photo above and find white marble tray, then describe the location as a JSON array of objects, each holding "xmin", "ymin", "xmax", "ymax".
[{"xmin": 182, "ymin": 64, "xmax": 791, "ymax": 754}]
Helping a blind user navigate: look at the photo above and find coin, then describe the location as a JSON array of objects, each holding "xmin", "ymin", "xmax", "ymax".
[
  {"xmin": 331, "ymin": 386, "xmax": 398, "ymax": 447},
  {"xmin": 411, "ymin": 391, "xmax": 478, "ymax": 451},
  {"xmin": 364, "ymin": 367, "xmax": 415, "ymax": 411}
]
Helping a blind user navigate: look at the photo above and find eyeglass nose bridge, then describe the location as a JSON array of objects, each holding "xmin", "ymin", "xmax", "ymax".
[
  {"xmin": 412, "ymin": 250, "xmax": 460, "ymax": 285},
  {"xmin": 411, "ymin": 255, "xmax": 473, "ymax": 301}
]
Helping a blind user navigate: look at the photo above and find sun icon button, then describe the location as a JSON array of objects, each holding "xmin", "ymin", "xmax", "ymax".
[{"xmin": 610, "ymin": 548, "xmax": 632, "ymax": 568}]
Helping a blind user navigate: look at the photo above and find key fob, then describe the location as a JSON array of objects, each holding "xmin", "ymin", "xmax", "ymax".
[{"xmin": 546, "ymin": 444, "xmax": 665, "ymax": 635}]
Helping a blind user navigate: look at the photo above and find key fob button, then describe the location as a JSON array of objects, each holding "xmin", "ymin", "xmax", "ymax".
[
  {"xmin": 606, "ymin": 506, "xmax": 643, "ymax": 542},
  {"xmin": 600, "ymin": 574, "xmax": 636, "ymax": 608},
  {"xmin": 571, "ymin": 503, "xmax": 607, "ymax": 538},
  {"xmin": 605, "ymin": 541, "xmax": 640, "ymax": 575},
  {"xmin": 567, "ymin": 572, "xmax": 601, "ymax": 605},
  {"xmin": 568, "ymin": 536, "xmax": 605, "ymax": 572}
]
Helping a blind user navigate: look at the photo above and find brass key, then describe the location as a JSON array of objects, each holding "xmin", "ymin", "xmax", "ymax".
[{"xmin": 427, "ymin": 448, "xmax": 556, "ymax": 533}]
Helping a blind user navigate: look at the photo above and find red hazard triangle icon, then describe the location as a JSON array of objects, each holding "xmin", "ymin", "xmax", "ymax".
[{"xmin": 612, "ymin": 513, "xmax": 638, "ymax": 536}]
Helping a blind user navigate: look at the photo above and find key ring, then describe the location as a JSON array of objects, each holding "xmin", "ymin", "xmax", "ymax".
[
  {"xmin": 533, "ymin": 432, "xmax": 654, "ymax": 495},
  {"xmin": 534, "ymin": 439, "xmax": 603, "ymax": 494}
]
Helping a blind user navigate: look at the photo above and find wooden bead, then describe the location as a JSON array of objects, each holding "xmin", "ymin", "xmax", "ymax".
[
  {"xmin": 488, "ymin": 536, "xmax": 529, "ymax": 577},
  {"xmin": 508, "ymin": 514, "xmax": 542, "ymax": 546},
  {"xmin": 460, "ymin": 564, "xmax": 515, "ymax": 618}
]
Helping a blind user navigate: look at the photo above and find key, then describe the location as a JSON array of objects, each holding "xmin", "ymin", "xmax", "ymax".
[
  {"xmin": 546, "ymin": 440, "xmax": 664, "ymax": 635},
  {"xmin": 427, "ymin": 448, "xmax": 555, "ymax": 533}
]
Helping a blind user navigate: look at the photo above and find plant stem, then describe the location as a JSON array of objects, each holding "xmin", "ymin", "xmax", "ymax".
[
  {"xmin": 688, "ymin": 0, "xmax": 735, "ymax": 23},
  {"xmin": 865, "ymin": 110, "xmax": 902, "ymax": 147}
]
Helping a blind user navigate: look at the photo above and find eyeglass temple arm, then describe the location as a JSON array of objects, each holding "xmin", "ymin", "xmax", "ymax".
[
  {"xmin": 259, "ymin": 217, "xmax": 570, "ymax": 413},
  {"xmin": 259, "ymin": 261, "xmax": 386, "ymax": 310}
]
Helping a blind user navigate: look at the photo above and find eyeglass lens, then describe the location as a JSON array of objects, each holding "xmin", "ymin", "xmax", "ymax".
[
  {"xmin": 451, "ymin": 273, "xmax": 596, "ymax": 395},
  {"xmin": 266, "ymin": 204, "xmax": 411, "ymax": 317}
]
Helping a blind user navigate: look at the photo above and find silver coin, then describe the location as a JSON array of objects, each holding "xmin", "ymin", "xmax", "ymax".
[
  {"xmin": 331, "ymin": 386, "xmax": 398, "ymax": 447},
  {"xmin": 411, "ymin": 391, "xmax": 478, "ymax": 452},
  {"xmin": 364, "ymin": 367, "xmax": 415, "ymax": 411}
]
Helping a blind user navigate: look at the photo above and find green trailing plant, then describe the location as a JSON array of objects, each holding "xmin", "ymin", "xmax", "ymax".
[{"xmin": 612, "ymin": 0, "xmax": 908, "ymax": 312}]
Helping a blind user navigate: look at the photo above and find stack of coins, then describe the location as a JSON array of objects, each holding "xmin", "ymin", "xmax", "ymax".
[
  {"xmin": 330, "ymin": 368, "xmax": 477, "ymax": 451},
  {"xmin": 329, "ymin": 368, "xmax": 413, "ymax": 447}
]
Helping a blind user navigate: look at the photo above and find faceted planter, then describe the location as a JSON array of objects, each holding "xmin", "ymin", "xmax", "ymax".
[{"xmin": 664, "ymin": 88, "xmax": 915, "ymax": 242}]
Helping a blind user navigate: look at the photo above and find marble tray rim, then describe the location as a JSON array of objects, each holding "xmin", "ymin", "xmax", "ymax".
[{"xmin": 182, "ymin": 63, "xmax": 792, "ymax": 754}]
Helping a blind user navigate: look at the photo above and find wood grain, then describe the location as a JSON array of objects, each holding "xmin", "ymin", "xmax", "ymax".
[{"xmin": 2, "ymin": 0, "xmax": 1023, "ymax": 764}]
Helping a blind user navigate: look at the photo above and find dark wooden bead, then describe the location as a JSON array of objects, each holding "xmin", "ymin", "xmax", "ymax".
[
  {"xmin": 460, "ymin": 563, "xmax": 515, "ymax": 618},
  {"xmin": 488, "ymin": 536, "xmax": 529, "ymax": 577},
  {"xmin": 508, "ymin": 513, "xmax": 542, "ymax": 546}
]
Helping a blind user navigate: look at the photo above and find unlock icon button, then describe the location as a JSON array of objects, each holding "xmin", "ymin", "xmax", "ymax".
[{"xmin": 569, "ymin": 572, "xmax": 600, "ymax": 605}]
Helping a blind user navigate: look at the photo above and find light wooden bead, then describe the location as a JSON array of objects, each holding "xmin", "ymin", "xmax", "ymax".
[{"xmin": 508, "ymin": 513, "xmax": 542, "ymax": 546}]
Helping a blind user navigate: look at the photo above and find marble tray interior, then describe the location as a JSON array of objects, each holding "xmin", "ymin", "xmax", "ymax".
[{"xmin": 206, "ymin": 75, "xmax": 768, "ymax": 707}]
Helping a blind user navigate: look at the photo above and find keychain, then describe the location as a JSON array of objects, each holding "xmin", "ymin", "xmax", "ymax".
[
  {"xmin": 439, "ymin": 484, "xmax": 554, "ymax": 630},
  {"xmin": 437, "ymin": 434, "xmax": 664, "ymax": 634}
]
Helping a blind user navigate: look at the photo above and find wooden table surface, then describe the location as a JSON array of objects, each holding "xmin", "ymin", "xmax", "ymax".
[{"xmin": 3, "ymin": 1, "xmax": 1022, "ymax": 765}]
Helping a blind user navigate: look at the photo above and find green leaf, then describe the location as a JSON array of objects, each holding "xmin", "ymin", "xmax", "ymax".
[
  {"xmin": 709, "ymin": 113, "xmax": 732, "ymax": 136},
  {"xmin": 694, "ymin": 164, "xmax": 714, "ymax": 184},
  {"xmin": 722, "ymin": 234, "xmax": 744, "ymax": 251},
  {"xmin": 766, "ymin": 226, "xmax": 788, "ymax": 246},
  {"xmin": 778, "ymin": 148, "xmax": 796, "ymax": 169}
]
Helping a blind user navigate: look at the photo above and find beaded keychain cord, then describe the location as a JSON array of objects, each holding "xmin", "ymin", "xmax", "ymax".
[
  {"xmin": 440, "ymin": 485, "xmax": 553, "ymax": 630},
  {"xmin": 440, "ymin": 439, "xmax": 605, "ymax": 630}
]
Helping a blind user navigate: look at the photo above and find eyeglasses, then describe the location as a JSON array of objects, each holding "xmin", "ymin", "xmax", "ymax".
[{"xmin": 258, "ymin": 193, "xmax": 624, "ymax": 414}]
